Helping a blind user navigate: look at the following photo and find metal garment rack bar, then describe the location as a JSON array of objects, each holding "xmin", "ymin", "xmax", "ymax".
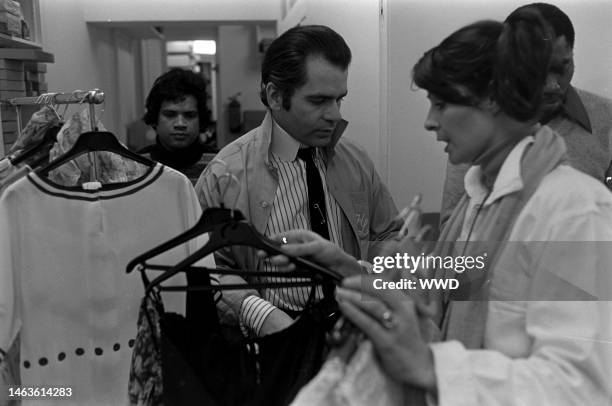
[
  {"xmin": 5, "ymin": 89, "xmax": 105, "ymax": 106},
  {"xmin": 0, "ymin": 89, "xmax": 105, "ymax": 180}
]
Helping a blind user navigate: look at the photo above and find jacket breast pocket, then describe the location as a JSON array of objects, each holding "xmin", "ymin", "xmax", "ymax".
[{"xmin": 350, "ymin": 192, "xmax": 369, "ymax": 237}]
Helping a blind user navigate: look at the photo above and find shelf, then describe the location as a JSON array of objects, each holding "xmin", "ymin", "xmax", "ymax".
[
  {"xmin": 0, "ymin": 47, "xmax": 53, "ymax": 62},
  {"xmin": 0, "ymin": 33, "xmax": 42, "ymax": 49}
]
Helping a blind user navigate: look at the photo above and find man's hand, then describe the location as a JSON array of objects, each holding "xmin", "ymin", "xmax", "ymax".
[
  {"xmin": 262, "ymin": 229, "xmax": 361, "ymax": 277},
  {"xmin": 259, "ymin": 308, "xmax": 294, "ymax": 336}
]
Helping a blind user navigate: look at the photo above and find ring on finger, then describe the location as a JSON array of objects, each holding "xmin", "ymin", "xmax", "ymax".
[
  {"xmin": 380, "ymin": 309, "xmax": 398, "ymax": 329},
  {"xmin": 282, "ymin": 237, "xmax": 288, "ymax": 244}
]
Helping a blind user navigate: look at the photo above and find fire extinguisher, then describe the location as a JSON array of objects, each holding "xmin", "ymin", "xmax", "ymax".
[{"xmin": 228, "ymin": 92, "xmax": 242, "ymax": 133}]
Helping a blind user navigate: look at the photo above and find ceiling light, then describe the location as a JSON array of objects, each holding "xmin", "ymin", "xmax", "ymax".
[{"xmin": 193, "ymin": 40, "xmax": 216, "ymax": 55}]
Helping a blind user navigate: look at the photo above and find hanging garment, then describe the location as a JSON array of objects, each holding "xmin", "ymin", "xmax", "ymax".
[
  {"xmin": 48, "ymin": 108, "xmax": 148, "ymax": 186},
  {"xmin": 0, "ymin": 158, "xmax": 19, "ymax": 194},
  {"xmin": 8, "ymin": 105, "xmax": 60, "ymax": 155},
  {"xmin": 0, "ymin": 106, "xmax": 60, "ymax": 404},
  {"xmin": 1, "ymin": 125, "xmax": 63, "ymax": 195},
  {"xmin": 129, "ymin": 271, "xmax": 338, "ymax": 406},
  {"xmin": 0, "ymin": 332, "xmax": 20, "ymax": 406},
  {"xmin": 0, "ymin": 163, "xmax": 208, "ymax": 406},
  {"xmin": 289, "ymin": 340, "xmax": 411, "ymax": 406}
]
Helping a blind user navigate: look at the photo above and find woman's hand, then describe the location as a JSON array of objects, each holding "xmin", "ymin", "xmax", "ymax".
[
  {"xmin": 335, "ymin": 273, "xmax": 438, "ymax": 394},
  {"xmin": 261, "ymin": 229, "xmax": 361, "ymax": 277}
]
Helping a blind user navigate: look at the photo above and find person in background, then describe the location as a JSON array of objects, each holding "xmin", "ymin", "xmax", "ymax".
[
  {"xmin": 268, "ymin": 7, "xmax": 612, "ymax": 405},
  {"xmin": 440, "ymin": 2, "xmax": 612, "ymax": 228},
  {"xmin": 195, "ymin": 25, "xmax": 400, "ymax": 337},
  {"xmin": 140, "ymin": 67, "xmax": 213, "ymax": 184}
]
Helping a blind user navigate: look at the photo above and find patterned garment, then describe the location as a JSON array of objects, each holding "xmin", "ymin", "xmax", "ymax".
[
  {"xmin": 8, "ymin": 106, "xmax": 60, "ymax": 154},
  {"xmin": 0, "ymin": 333, "xmax": 20, "ymax": 406},
  {"xmin": 290, "ymin": 341, "xmax": 407, "ymax": 406},
  {"xmin": 48, "ymin": 108, "xmax": 149, "ymax": 186},
  {"xmin": 128, "ymin": 295, "xmax": 163, "ymax": 406},
  {"xmin": 0, "ymin": 158, "xmax": 17, "ymax": 193}
]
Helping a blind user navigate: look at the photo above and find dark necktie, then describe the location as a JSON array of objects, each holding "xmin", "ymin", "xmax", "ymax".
[
  {"xmin": 297, "ymin": 148, "xmax": 330, "ymax": 240},
  {"xmin": 297, "ymin": 147, "xmax": 335, "ymax": 304}
]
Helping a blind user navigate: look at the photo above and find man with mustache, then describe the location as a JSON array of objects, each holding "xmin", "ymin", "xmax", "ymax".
[
  {"xmin": 440, "ymin": 2, "xmax": 612, "ymax": 227},
  {"xmin": 195, "ymin": 25, "xmax": 400, "ymax": 337}
]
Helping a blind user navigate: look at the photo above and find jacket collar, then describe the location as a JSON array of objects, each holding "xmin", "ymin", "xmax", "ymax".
[
  {"xmin": 560, "ymin": 85, "xmax": 592, "ymax": 133},
  {"xmin": 464, "ymin": 135, "xmax": 534, "ymax": 207},
  {"xmin": 257, "ymin": 110, "xmax": 347, "ymax": 165}
]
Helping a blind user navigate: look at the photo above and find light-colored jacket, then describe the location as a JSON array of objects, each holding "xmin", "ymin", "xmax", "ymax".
[
  {"xmin": 194, "ymin": 111, "xmax": 400, "ymax": 324},
  {"xmin": 440, "ymin": 86, "xmax": 612, "ymax": 227}
]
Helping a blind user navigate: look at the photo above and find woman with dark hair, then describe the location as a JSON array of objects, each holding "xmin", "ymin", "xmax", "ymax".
[{"xmin": 267, "ymin": 8, "xmax": 612, "ymax": 405}]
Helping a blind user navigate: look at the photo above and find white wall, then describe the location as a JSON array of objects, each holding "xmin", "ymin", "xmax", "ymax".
[
  {"xmin": 80, "ymin": 0, "xmax": 282, "ymax": 23},
  {"xmin": 114, "ymin": 30, "xmax": 140, "ymax": 136},
  {"xmin": 39, "ymin": 0, "xmax": 612, "ymax": 214},
  {"xmin": 40, "ymin": 1, "xmax": 281, "ymax": 143},
  {"xmin": 140, "ymin": 39, "xmax": 166, "ymax": 108},
  {"xmin": 385, "ymin": 0, "xmax": 612, "ymax": 212},
  {"xmin": 216, "ymin": 25, "xmax": 268, "ymax": 146},
  {"xmin": 561, "ymin": 0, "xmax": 612, "ymax": 96},
  {"xmin": 39, "ymin": 1, "xmax": 138, "ymax": 140},
  {"xmin": 279, "ymin": 0, "xmax": 383, "ymax": 173}
]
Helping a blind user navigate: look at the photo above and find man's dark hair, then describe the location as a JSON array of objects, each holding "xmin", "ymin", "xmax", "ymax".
[
  {"xmin": 259, "ymin": 25, "xmax": 352, "ymax": 110},
  {"xmin": 515, "ymin": 3, "xmax": 575, "ymax": 47},
  {"xmin": 144, "ymin": 68, "xmax": 209, "ymax": 132},
  {"xmin": 413, "ymin": 7, "xmax": 554, "ymax": 122}
]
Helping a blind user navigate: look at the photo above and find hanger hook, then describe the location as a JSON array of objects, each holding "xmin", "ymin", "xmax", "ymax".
[
  {"xmin": 60, "ymin": 103, "xmax": 69, "ymax": 121},
  {"xmin": 97, "ymin": 97, "xmax": 106, "ymax": 125},
  {"xmin": 47, "ymin": 99, "xmax": 62, "ymax": 123},
  {"xmin": 72, "ymin": 89, "xmax": 86, "ymax": 104}
]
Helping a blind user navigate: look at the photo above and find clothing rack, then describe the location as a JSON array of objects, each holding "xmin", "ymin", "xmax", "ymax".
[{"xmin": 0, "ymin": 89, "xmax": 105, "ymax": 179}]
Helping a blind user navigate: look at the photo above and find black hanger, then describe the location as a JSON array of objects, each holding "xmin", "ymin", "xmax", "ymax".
[
  {"xmin": 137, "ymin": 265, "xmax": 323, "ymax": 293},
  {"xmin": 126, "ymin": 207, "xmax": 341, "ymax": 295},
  {"xmin": 36, "ymin": 130, "xmax": 154, "ymax": 176},
  {"xmin": 127, "ymin": 171, "xmax": 241, "ymax": 274},
  {"xmin": 126, "ymin": 206, "xmax": 238, "ymax": 274},
  {"xmin": 9, "ymin": 124, "xmax": 62, "ymax": 166}
]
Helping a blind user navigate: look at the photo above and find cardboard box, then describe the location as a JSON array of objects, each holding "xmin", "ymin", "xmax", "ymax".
[
  {"xmin": 0, "ymin": 79, "xmax": 24, "ymax": 91},
  {"xmin": 24, "ymin": 62, "xmax": 46, "ymax": 73},
  {"xmin": 0, "ymin": 58, "xmax": 23, "ymax": 71},
  {"xmin": 0, "ymin": 104, "xmax": 40, "ymax": 122},
  {"xmin": 0, "ymin": 89, "xmax": 26, "ymax": 98},
  {"xmin": 0, "ymin": 0, "xmax": 21, "ymax": 16},
  {"xmin": 24, "ymin": 79, "xmax": 32, "ymax": 95},
  {"xmin": 1, "ymin": 130, "xmax": 17, "ymax": 143},
  {"xmin": 0, "ymin": 107, "xmax": 17, "ymax": 121},
  {"xmin": 1, "ymin": 119, "xmax": 17, "ymax": 133},
  {"xmin": 25, "ymin": 71, "xmax": 44, "ymax": 82},
  {"xmin": 0, "ymin": 68, "xmax": 23, "ymax": 80},
  {"xmin": 0, "ymin": 11, "xmax": 20, "ymax": 32}
]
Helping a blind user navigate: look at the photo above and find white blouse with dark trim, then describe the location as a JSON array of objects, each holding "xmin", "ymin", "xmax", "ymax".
[{"xmin": 0, "ymin": 163, "xmax": 213, "ymax": 405}]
